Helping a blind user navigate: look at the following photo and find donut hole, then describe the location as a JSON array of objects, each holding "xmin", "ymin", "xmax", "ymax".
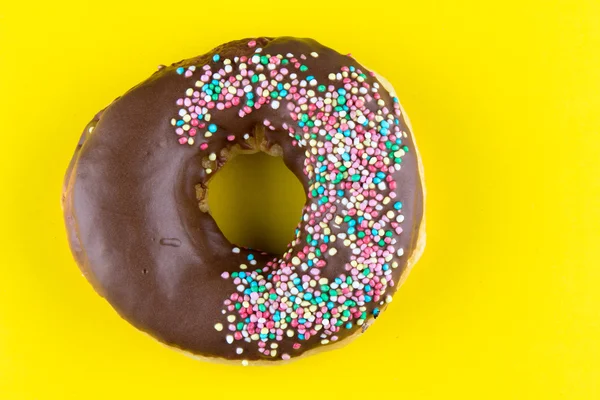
[{"xmin": 206, "ymin": 152, "xmax": 306, "ymax": 255}]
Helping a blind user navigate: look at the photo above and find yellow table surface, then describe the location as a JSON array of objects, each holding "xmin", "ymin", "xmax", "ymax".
[{"xmin": 1, "ymin": 1, "xmax": 599, "ymax": 399}]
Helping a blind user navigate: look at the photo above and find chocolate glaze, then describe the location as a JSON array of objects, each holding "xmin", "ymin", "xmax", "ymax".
[{"xmin": 62, "ymin": 37, "xmax": 424, "ymax": 362}]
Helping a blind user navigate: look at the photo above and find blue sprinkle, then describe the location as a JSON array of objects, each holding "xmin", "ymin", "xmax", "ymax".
[
  {"xmin": 323, "ymin": 236, "xmax": 329, "ymax": 243},
  {"xmin": 307, "ymin": 260, "xmax": 313, "ymax": 267},
  {"xmin": 176, "ymin": 120, "xmax": 184, "ymax": 127},
  {"xmin": 176, "ymin": 67, "xmax": 185, "ymax": 75},
  {"xmin": 212, "ymin": 79, "xmax": 219, "ymax": 85},
  {"xmin": 377, "ymin": 172, "xmax": 386, "ymax": 179},
  {"xmin": 304, "ymin": 293, "xmax": 313, "ymax": 300},
  {"xmin": 393, "ymin": 97, "xmax": 399, "ymax": 103},
  {"xmin": 299, "ymin": 318, "xmax": 306, "ymax": 324},
  {"xmin": 342, "ymin": 153, "xmax": 350, "ymax": 161},
  {"xmin": 298, "ymin": 334, "xmax": 305, "ymax": 340},
  {"xmin": 293, "ymin": 277, "xmax": 301, "ymax": 285},
  {"xmin": 327, "ymin": 302, "xmax": 335, "ymax": 309},
  {"xmin": 337, "ymin": 190, "xmax": 344, "ymax": 197},
  {"xmin": 277, "ymin": 83, "xmax": 283, "ymax": 90},
  {"xmin": 372, "ymin": 228, "xmax": 378, "ymax": 235},
  {"xmin": 246, "ymin": 92, "xmax": 254, "ymax": 99},
  {"xmin": 208, "ymin": 124, "xmax": 217, "ymax": 133},
  {"xmin": 364, "ymin": 295, "xmax": 372, "ymax": 302},
  {"xmin": 247, "ymin": 254, "xmax": 254, "ymax": 260},
  {"xmin": 349, "ymin": 66, "xmax": 356, "ymax": 72},
  {"xmin": 394, "ymin": 202, "xmax": 403, "ymax": 210},
  {"xmin": 365, "ymin": 285, "xmax": 372, "ymax": 292},
  {"xmin": 239, "ymin": 272, "xmax": 246, "ymax": 278},
  {"xmin": 310, "ymin": 240, "xmax": 318, "ymax": 246},
  {"xmin": 345, "ymin": 322, "xmax": 353, "ymax": 329},
  {"xmin": 381, "ymin": 120, "xmax": 390, "ymax": 128},
  {"xmin": 306, "ymin": 75, "xmax": 314, "ymax": 81},
  {"xmin": 358, "ymin": 216, "xmax": 364, "ymax": 223},
  {"xmin": 373, "ymin": 177, "xmax": 381, "ymax": 184},
  {"xmin": 279, "ymin": 89, "xmax": 288, "ymax": 97},
  {"xmin": 335, "ymin": 278, "xmax": 342, "ymax": 284},
  {"xmin": 348, "ymin": 219, "xmax": 356, "ymax": 227},
  {"xmin": 373, "ymin": 308, "xmax": 380, "ymax": 316},
  {"xmin": 380, "ymin": 128, "xmax": 389, "ymax": 135},
  {"xmin": 212, "ymin": 54, "xmax": 220, "ymax": 62},
  {"xmin": 337, "ymin": 88, "xmax": 346, "ymax": 95},
  {"xmin": 348, "ymin": 227, "xmax": 355, "ymax": 235}
]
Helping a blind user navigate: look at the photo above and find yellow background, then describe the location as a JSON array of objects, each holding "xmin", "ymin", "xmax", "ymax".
[{"xmin": 1, "ymin": 1, "xmax": 599, "ymax": 398}]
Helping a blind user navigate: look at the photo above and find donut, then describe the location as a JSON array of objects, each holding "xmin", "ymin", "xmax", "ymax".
[{"xmin": 62, "ymin": 37, "xmax": 426, "ymax": 364}]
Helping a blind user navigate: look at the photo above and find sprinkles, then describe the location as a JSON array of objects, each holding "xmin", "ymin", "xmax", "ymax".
[{"xmin": 171, "ymin": 39, "xmax": 411, "ymax": 361}]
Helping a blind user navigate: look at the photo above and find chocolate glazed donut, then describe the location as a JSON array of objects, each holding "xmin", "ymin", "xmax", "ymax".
[{"xmin": 62, "ymin": 37, "xmax": 426, "ymax": 364}]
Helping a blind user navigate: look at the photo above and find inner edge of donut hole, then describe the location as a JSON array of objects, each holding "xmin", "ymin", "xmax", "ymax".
[{"xmin": 195, "ymin": 125, "xmax": 284, "ymax": 213}]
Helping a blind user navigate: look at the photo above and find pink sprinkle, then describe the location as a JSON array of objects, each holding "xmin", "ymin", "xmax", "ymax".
[{"xmin": 248, "ymin": 40, "xmax": 257, "ymax": 48}]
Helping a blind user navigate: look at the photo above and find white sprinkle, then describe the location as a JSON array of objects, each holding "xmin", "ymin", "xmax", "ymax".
[
  {"xmin": 271, "ymin": 100, "xmax": 280, "ymax": 109},
  {"xmin": 241, "ymin": 360, "xmax": 249, "ymax": 367},
  {"xmin": 385, "ymin": 295, "xmax": 393, "ymax": 304},
  {"xmin": 236, "ymin": 347, "xmax": 244, "ymax": 354},
  {"xmin": 226, "ymin": 335, "xmax": 234, "ymax": 344},
  {"xmin": 311, "ymin": 52, "xmax": 319, "ymax": 58},
  {"xmin": 232, "ymin": 247, "xmax": 240, "ymax": 253},
  {"xmin": 397, "ymin": 248, "xmax": 404, "ymax": 257}
]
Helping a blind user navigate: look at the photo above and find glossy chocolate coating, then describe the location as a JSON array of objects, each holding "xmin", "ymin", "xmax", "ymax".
[{"xmin": 63, "ymin": 37, "xmax": 423, "ymax": 361}]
